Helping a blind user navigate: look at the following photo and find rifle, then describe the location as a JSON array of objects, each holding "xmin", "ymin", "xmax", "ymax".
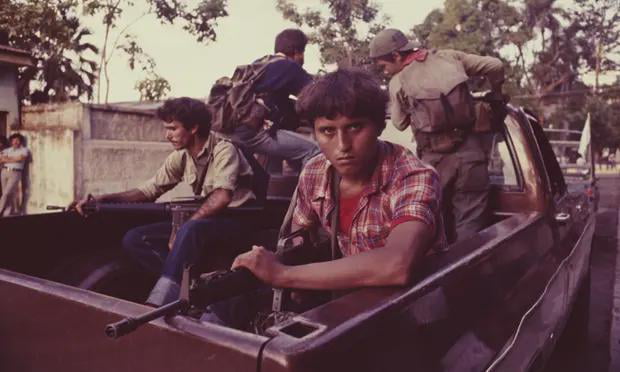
[
  {"xmin": 104, "ymin": 228, "xmax": 327, "ymax": 339},
  {"xmin": 48, "ymin": 198, "xmax": 266, "ymax": 242},
  {"xmin": 104, "ymin": 266, "xmax": 262, "ymax": 339},
  {"xmin": 49, "ymin": 197, "xmax": 264, "ymax": 217}
]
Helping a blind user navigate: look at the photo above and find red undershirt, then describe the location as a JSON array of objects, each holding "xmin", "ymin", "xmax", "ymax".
[
  {"xmin": 339, "ymin": 193, "xmax": 363, "ymax": 235},
  {"xmin": 338, "ymin": 193, "xmax": 419, "ymax": 235}
]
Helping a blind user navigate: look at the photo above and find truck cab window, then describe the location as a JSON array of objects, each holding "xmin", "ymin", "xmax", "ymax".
[{"xmin": 488, "ymin": 131, "xmax": 520, "ymax": 188}]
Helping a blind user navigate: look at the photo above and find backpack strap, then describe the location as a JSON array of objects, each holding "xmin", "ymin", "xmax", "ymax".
[
  {"xmin": 192, "ymin": 157, "xmax": 210, "ymax": 197},
  {"xmin": 329, "ymin": 169, "xmax": 341, "ymax": 260}
]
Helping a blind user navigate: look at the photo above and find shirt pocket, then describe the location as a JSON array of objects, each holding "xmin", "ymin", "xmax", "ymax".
[{"xmin": 358, "ymin": 223, "xmax": 390, "ymax": 250}]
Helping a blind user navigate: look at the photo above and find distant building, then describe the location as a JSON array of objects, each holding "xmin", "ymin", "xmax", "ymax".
[{"xmin": 0, "ymin": 44, "xmax": 33, "ymax": 137}]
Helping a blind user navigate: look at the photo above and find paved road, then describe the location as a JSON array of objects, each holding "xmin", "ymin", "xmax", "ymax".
[{"xmin": 546, "ymin": 174, "xmax": 620, "ymax": 371}]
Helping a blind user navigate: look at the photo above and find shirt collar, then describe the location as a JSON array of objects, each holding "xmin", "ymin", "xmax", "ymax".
[{"xmin": 188, "ymin": 132, "xmax": 219, "ymax": 161}]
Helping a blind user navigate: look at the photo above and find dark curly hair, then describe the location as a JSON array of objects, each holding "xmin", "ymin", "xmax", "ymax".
[
  {"xmin": 274, "ymin": 29, "xmax": 308, "ymax": 57},
  {"xmin": 296, "ymin": 68, "xmax": 388, "ymax": 133},
  {"xmin": 8, "ymin": 133, "xmax": 25, "ymax": 146},
  {"xmin": 156, "ymin": 97, "xmax": 212, "ymax": 137}
]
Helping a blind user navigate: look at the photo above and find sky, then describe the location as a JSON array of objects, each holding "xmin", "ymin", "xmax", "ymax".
[
  {"xmin": 83, "ymin": 0, "xmax": 612, "ymax": 105},
  {"xmin": 84, "ymin": 0, "xmax": 442, "ymax": 103}
]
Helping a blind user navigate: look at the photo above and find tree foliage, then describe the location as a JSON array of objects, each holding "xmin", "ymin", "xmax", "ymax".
[
  {"xmin": 0, "ymin": 0, "xmax": 99, "ymax": 103},
  {"xmin": 135, "ymin": 72, "xmax": 170, "ymax": 101},
  {"xmin": 83, "ymin": 0, "xmax": 228, "ymax": 103},
  {"xmin": 571, "ymin": 0, "xmax": 620, "ymax": 91},
  {"xmin": 0, "ymin": 0, "xmax": 228, "ymax": 104},
  {"xmin": 412, "ymin": 0, "xmax": 522, "ymax": 95},
  {"xmin": 411, "ymin": 0, "xmax": 620, "ymax": 145},
  {"xmin": 276, "ymin": 0, "xmax": 387, "ymax": 69}
]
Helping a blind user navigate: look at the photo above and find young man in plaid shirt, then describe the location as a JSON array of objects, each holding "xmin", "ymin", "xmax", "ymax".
[{"xmin": 232, "ymin": 69, "xmax": 445, "ymax": 290}]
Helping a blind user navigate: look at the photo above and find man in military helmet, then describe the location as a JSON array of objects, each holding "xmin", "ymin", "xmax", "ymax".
[{"xmin": 370, "ymin": 28, "xmax": 506, "ymax": 243}]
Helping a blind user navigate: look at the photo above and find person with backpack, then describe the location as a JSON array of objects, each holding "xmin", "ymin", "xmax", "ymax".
[
  {"xmin": 369, "ymin": 28, "xmax": 506, "ymax": 243},
  {"xmin": 209, "ymin": 28, "xmax": 319, "ymax": 174},
  {"xmin": 70, "ymin": 97, "xmax": 255, "ymax": 306}
]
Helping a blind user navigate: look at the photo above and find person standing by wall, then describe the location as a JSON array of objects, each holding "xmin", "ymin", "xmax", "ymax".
[{"xmin": 0, "ymin": 133, "xmax": 29, "ymax": 216}]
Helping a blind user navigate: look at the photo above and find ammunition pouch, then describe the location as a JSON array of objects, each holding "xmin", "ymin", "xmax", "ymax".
[{"xmin": 415, "ymin": 128, "xmax": 469, "ymax": 154}]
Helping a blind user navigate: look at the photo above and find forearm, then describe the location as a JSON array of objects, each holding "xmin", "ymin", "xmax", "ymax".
[
  {"xmin": 96, "ymin": 189, "xmax": 151, "ymax": 203},
  {"xmin": 190, "ymin": 188, "xmax": 232, "ymax": 220},
  {"xmin": 1, "ymin": 155, "xmax": 25, "ymax": 163},
  {"xmin": 275, "ymin": 248, "xmax": 411, "ymax": 290},
  {"xmin": 459, "ymin": 52, "xmax": 505, "ymax": 91},
  {"xmin": 274, "ymin": 221, "xmax": 432, "ymax": 290}
]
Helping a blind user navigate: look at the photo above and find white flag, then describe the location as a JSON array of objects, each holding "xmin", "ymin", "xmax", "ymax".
[{"xmin": 578, "ymin": 113, "xmax": 591, "ymax": 159}]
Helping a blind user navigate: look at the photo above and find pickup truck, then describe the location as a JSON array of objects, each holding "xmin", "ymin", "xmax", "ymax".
[{"xmin": 0, "ymin": 104, "xmax": 595, "ymax": 372}]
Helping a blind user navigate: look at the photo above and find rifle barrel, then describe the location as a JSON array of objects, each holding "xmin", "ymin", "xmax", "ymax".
[
  {"xmin": 104, "ymin": 299, "xmax": 188, "ymax": 339},
  {"xmin": 92, "ymin": 202, "xmax": 171, "ymax": 214}
]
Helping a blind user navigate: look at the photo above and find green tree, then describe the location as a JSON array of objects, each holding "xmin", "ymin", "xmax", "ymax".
[
  {"xmin": 585, "ymin": 96, "xmax": 620, "ymax": 154},
  {"xmin": 83, "ymin": 0, "xmax": 228, "ymax": 103},
  {"xmin": 0, "ymin": 0, "xmax": 99, "ymax": 103},
  {"xmin": 135, "ymin": 72, "xmax": 170, "ymax": 101},
  {"xmin": 571, "ymin": 0, "xmax": 620, "ymax": 93},
  {"xmin": 276, "ymin": 0, "xmax": 388, "ymax": 69},
  {"xmin": 412, "ymin": 0, "xmax": 524, "ymax": 96},
  {"xmin": 413, "ymin": 0, "xmax": 522, "ymax": 56}
]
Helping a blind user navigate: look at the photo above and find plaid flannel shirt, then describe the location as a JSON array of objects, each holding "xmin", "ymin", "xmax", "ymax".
[{"xmin": 293, "ymin": 141, "xmax": 446, "ymax": 256}]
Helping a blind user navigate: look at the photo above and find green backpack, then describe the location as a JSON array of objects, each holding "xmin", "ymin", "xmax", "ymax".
[{"xmin": 207, "ymin": 55, "xmax": 284, "ymax": 133}]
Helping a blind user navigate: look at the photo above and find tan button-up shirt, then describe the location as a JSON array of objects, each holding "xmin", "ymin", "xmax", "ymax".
[{"xmin": 138, "ymin": 132, "xmax": 254, "ymax": 207}]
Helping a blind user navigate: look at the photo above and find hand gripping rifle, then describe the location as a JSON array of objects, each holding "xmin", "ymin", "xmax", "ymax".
[
  {"xmin": 103, "ymin": 227, "xmax": 322, "ymax": 339},
  {"xmin": 104, "ymin": 265, "xmax": 262, "ymax": 339}
]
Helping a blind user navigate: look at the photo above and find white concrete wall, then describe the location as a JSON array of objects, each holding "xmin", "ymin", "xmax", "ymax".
[
  {"xmin": 19, "ymin": 103, "xmax": 83, "ymax": 213},
  {"xmin": 80, "ymin": 139, "xmax": 191, "ymax": 200},
  {"xmin": 24, "ymin": 129, "xmax": 75, "ymax": 213}
]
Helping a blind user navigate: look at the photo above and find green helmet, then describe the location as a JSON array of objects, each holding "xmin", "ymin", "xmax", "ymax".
[{"xmin": 369, "ymin": 28, "xmax": 420, "ymax": 59}]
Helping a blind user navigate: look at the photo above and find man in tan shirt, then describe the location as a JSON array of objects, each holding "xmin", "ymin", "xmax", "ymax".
[
  {"xmin": 370, "ymin": 28, "xmax": 505, "ymax": 243},
  {"xmin": 72, "ymin": 97, "xmax": 254, "ymax": 306}
]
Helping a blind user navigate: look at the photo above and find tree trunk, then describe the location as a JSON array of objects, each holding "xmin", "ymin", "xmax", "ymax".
[{"xmin": 594, "ymin": 38, "xmax": 602, "ymax": 96}]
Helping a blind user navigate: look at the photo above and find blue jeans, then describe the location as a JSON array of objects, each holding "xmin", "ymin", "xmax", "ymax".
[
  {"xmin": 122, "ymin": 217, "xmax": 246, "ymax": 306},
  {"xmin": 230, "ymin": 126, "xmax": 320, "ymax": 173}
]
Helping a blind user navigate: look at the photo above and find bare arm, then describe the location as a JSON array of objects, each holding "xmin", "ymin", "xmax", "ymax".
[
  {"xmin": 233, "ymin": 220, "xmax": 433, "ymax": 290},
  {"xmin": 70, "ymin": 188, "xmax": 151, "ymax": 216},
  {"xmin": 189, "ymin": 188, "xmax": 233, "ymax": 220},
  {"xmin": 0, "ymin": 154, "xmax": 27, "ymax": 163}
]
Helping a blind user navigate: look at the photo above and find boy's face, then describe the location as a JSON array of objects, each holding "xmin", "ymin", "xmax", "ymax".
[
  {"xmin": 314, "ymin": 115, "xmax": 379, "ymax": 179},
  {"xmin": 164, "ymin": 120, "xmax": 197, "ymax": 150},
  {"xmin": 10, "ymin": 137, "xmax": 22, "ymax": 148}
]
